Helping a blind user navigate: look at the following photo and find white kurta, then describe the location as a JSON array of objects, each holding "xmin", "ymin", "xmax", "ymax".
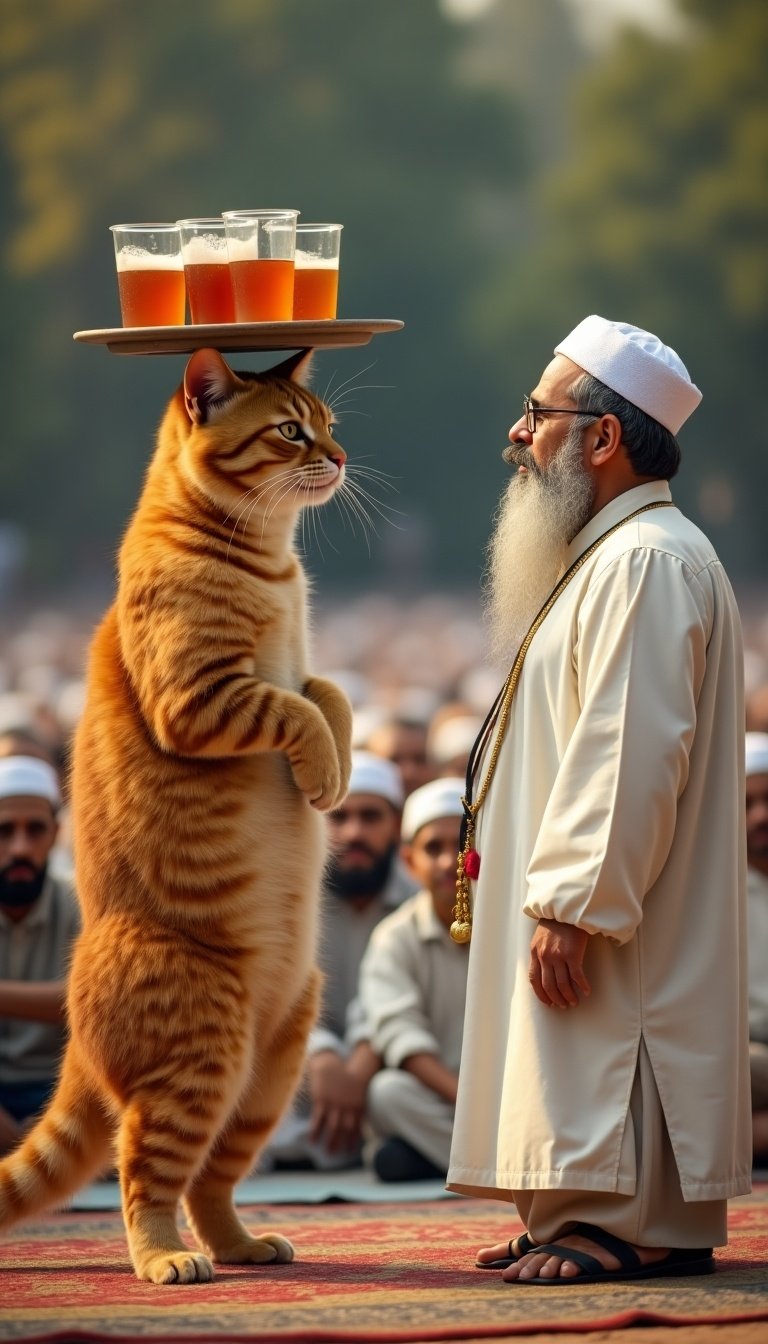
[{"xmin": 447, "ymin": 481, "xmax": 752, "ymax": 1205}]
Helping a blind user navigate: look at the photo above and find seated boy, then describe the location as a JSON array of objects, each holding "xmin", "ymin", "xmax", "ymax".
[{"xmin": 359, "ymin": 776, "xmax": 469, "ymax": 1181}]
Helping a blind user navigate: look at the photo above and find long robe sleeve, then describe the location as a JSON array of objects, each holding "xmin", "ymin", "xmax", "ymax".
[{"xmin": 524, "ymin": 548, "xmax": 710, "ymax": 943}]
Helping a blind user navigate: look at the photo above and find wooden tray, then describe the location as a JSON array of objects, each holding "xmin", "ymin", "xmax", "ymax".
[{"xmin": 73, "ymin": 319, "xmax": 404, "ymax": 356}]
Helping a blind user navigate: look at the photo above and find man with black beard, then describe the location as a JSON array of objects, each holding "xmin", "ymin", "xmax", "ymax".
[
  {"xmin": 0, "ymin": 756, "xmax": 80, "ymax": 1154},
  {"xmin": 261, "ymin": 751, "xmax": 417, "ymax": 1171}
]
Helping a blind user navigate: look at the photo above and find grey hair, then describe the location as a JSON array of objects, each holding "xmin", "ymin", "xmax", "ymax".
[{"xmin": 567, "ymin": 373, "xmax": 681, "ymax": 480}]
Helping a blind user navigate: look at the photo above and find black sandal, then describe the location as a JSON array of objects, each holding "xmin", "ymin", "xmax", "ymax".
[
  {"xmin": 475, "ymin": 1231, "xmax": 536, "ymax": 1269},
  {"xmin": 504, "ymin": 1221, "xmax": 715, "ymax": 1285}
]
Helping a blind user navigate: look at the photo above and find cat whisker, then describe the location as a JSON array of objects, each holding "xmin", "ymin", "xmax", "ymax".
[
  {"xmin": 259, "ymin": 474, "xmax": 305, "ymax": 539},
  {"xmin": 342, "ymin": 477, "xmax": 407, "ymax": 525},
  {"xmin": 332, "ymin": 489, "xmax": 370, "ymax": 553},
  {"xmin": 226, "ymin": 471, "xmax": 300, "ymax": 558},
  {"xmin": 330, "ymin": 409, "xmax": 372, "ymax": 423},
  {"xmin": 222, "ymin": 467, "xmax": 298, "ymax": 527},
  {"xmin": 339, "ymin": 485, "xmax": 404, "ymax": 549},
  {"xmin": 327, "ymin": 385, "xmax": 392, "ymax": 415},
  {"xmin": 327, "ymin": 384, "xmax": 393, "ymax": 415},
  {"xmin": 322, "ymin": 360, "xmax": 377, "ymax": 405},
  {"xmin": 345, "ymin": 464, "xmax": 400, "ymax": 492},
  {"xmin": 232, "ymin": 473, "xmax": 299, "ymax": 548}
]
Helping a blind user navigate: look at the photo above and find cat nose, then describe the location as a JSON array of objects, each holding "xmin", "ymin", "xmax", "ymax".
[{"xmin": 329, "ymin": 450, "xmax": 346, "ymax": 469}]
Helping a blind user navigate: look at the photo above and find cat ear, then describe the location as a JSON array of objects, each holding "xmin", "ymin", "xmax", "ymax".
[
  {"xmin": 267, "ymin": 348, "xmax": 315, "ymax": 387},
  {"xmin": 183, "ymin": 348, "xmax": 241, "ymax": 425}
]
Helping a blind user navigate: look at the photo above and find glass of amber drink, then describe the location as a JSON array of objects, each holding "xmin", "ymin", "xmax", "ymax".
[
  {"xmin": 110, "ymin": 224, "xmax": 186, "ymax": 327},
  {"xmin": 177, "ymin": 218, "xmax": 235, "ymax": 324},
  {"xmin": 222, "ymin": 209, "xmax": 298, "ymax": 322},
  {"xmin": 293, "ymin": 224, "xmax": 343, "ymax": 320}
]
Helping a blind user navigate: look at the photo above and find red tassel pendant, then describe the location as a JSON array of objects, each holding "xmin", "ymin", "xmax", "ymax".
[{"xmin": 464, "ymin": 848, "xmax": 481, "ymax": 880}]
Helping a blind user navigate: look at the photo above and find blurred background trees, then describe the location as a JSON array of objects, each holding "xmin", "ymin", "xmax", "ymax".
[{"xmin": 0, "ymin": 0, "xmax": 766, "ymax": 612}]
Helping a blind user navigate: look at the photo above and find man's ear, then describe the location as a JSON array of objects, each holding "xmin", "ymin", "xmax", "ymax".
[{"xmin": 588, "ymin": 413, "xmax": 623, "ymax": 467}]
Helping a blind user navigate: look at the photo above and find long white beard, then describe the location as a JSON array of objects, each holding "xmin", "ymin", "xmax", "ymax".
[{"xmin": 484, "ymin": 429, "xmax": 595, "ymax": 668}]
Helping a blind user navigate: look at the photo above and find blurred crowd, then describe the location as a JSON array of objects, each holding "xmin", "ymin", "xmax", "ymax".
[{"xmin": 2, "ymin": 592, "xmax": 768, "ymax": 1178}]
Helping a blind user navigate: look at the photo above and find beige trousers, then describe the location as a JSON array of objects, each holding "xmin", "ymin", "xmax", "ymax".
[
  {"xmin": 513, "ymin": 1040, "xmax": 728, "ymax": 1249},
  {"xmin": 367, "ymin": 1068, "xmax": 454, "ymax": 1171}
]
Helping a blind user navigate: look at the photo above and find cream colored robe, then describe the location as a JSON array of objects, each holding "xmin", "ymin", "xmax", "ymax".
[{"xmin": 447, "ymin": 481, "xmax": 752, "ymax": 1204}]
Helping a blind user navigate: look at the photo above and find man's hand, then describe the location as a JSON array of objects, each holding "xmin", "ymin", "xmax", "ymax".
[
  {"xmin": 529, "ymin": 917, "xmax": 591, "ymax": 1008},
  {"xmin": 307, "ymin": 1048, "xmax": 372, "ymax": 1154}
]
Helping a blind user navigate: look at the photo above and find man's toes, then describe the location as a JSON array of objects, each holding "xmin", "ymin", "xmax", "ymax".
[
  {"xmin": 476, "ymin": 1240, "xmax": 510, "ymax": 1263},
  {"xmin": 556, "ymin": 1257, "xmax": 582, "ymax": 1277},
  {"xmin": 513, "ymin": 1252, "xmax": 547, "ymax": 1280}
]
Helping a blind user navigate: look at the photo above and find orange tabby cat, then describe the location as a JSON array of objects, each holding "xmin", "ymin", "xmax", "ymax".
[{"xmin": 0, "ymin": 347, "xmax": 353, "ymax": 1282}]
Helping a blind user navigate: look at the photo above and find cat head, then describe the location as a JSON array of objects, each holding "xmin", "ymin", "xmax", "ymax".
[{"xmin": 173, "ymin": 347, "xmax": 346, "ymax": 520}]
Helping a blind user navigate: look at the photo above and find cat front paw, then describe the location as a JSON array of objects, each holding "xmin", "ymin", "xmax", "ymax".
[
  {"xmin": 303, "ymin": 677, "xmax": 353, "ymax": 801},
  {"xmin": 290, "ymin": 753, "xmax": 341, "ymax": 812}
]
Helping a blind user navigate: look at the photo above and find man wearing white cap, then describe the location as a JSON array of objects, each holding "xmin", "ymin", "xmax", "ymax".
[
  {"xmin": 744, "ymin": 732, "xmax": 768, "ymax": 1165},
  {"xmin": 448, "ymin": 317, "xmax": 750, "ymax": 1283},
  {"xmin": 262, "ymin": 751, "xmax": 417, "ymax": 1170},
  {"xmin": 0, "ymin": 756, "xmax": 80, "ymax": 1155},
  {"xmin": 359, "ymin": 776, "xmax": 468, "ymax": 1181}
]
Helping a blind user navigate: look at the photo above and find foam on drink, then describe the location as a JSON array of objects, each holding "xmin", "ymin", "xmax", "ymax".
[
  {"xmin": 115, "ymin": 249, "xmax": 185, "ymax": 327},
  {"xmin": 293, "ymin": 252, "xmax": 339, "ymax": 320},
  {"xmin": 180, "ymin": 233, "xmax": 235, "ymax": 324}
]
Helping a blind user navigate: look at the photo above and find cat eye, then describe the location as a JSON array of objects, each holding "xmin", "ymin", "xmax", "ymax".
[{"xmin": 277, "ymin": 421, "xmax": 309, "ymax": 443}]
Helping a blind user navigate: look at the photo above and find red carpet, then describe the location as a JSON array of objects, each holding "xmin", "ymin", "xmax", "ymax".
[{"xmin": 1, "ymin": 1189, "xmax": 767, "ymax": 1341}]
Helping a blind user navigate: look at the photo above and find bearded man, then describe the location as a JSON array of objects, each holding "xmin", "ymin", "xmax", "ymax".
[
  {"xmin": 447, "ymin": 316, "xmax": 751, "ymax": 1283},
  {"xmin": 261, "ymin": 751, "xmax": 418, "ymax": 1171},
  {"xmin": 0, "ymin": 755, "xmax": 80, "ymax": 1154}
]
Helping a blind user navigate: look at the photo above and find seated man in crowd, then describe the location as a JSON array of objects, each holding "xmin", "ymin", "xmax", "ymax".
[
  {"xmin": 745, "ymin": 732, "xmax": 768, "ymax": 1165},
  {"xmin": 262, "ymin": 751, "xmax": 418, "ymax": 1170},
  {"xmin": 0, "ymin": 755, "xmax": 80, "ymax": 1154},
  {"xmin": 359, "ymin": 776, "xmax": 469, "ymax": 1181}
]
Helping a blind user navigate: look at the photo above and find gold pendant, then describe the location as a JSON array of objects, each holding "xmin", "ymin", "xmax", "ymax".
[
  {"xmin": 450, "ymin": 919, "xmax": 472, "ymax": 944},
  {"xmin": 451, "ymin": 827, "xmax": 475, "ymax": 943}
]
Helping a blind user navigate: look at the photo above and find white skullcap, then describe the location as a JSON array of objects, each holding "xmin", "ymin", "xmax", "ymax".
[
  {"xmin": 746, "ymin": 733, "xmax": 768, "ymax": 777},
  {"xmin": 554, "ymin": 315, "xmax": 702, "ymax": 434},
  {"xmin": 428, "ymin": 715, "xmax": 482, "ymax": 767},
  {"xmin": 401, "ymin": 776, "xmax": 465, "ymax": 842},
  {"xmin": 347, "ymin": 750, "xmax": 404, "ymax": 809},
  {"xmin": 0, "ymin": 755, "xmax": 61, "ymax": 809}
]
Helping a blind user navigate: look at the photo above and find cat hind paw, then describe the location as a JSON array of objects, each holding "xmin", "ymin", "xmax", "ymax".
[
  {"xmin": 138, "ymin": 1250, "xmax": 215, "ymax": 1284},
  {"xmin": 213, "ymin": 1232, "xmax": 294, "ymax": 1265}
]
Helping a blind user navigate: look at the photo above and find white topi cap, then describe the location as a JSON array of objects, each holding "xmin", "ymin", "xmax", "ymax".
[
  {"xmin": 554, "ymin": 315, "xmax": 702, "ymax": 434},
  {"xmin": 401, "ymin": 776, "xmax": 465, "ymax": 842},
  {"xmin": 347, "ymin": 750, "xmax": 405, "ymax": 809},
  {"xmin": 0, "ymin": 755, "xmax": 61, "ymax": 809},
  {"xmin": 746, "ymin": 733, "xmax": 768, "ymax": 778}
]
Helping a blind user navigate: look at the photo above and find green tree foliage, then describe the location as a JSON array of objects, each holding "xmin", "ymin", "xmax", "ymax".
[
  {"xmin": 0, "ymin": 0, "xmax": 528, "ymax": 596},
  {"xmin": 476, "ymin": 0, "xmax": 768, "ymax": 577},
  {"xmin": 1, "ymin": 0, "xmax": 764, "ymax": 600}
]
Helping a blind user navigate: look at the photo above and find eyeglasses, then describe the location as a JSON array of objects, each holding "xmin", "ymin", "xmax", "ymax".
[{"xmin": 523, "ymin": 395, "xmax": 601, "ymax": 434}]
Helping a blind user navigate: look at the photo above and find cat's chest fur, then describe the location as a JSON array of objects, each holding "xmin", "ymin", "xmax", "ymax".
[{"xmin": 240, "ymin": 566, "xmax": 310, "ymax": 691}]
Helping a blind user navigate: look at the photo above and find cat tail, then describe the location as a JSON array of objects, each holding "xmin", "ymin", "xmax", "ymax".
[{"xmin": 0, "ymin": 1045, "xmax": 114, "ymax": 1231}]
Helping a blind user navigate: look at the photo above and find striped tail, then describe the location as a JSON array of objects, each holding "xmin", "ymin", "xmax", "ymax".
[{"xmin": 0, "ymin": 1048, "xmax": 114, "ymax": 1229}]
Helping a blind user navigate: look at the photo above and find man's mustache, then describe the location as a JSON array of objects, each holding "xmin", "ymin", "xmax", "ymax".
[{"xmin": 502, "ymin": 442, "xmax": 537, "ymax": 470}]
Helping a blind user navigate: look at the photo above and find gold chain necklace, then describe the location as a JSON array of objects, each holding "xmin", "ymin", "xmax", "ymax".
[{"xmin": 450, "ymin": 500, "xmax": 673, "ymax": 943}]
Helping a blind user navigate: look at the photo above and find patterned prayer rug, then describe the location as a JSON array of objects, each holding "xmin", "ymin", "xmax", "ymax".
[{"xmin": 1, "ymin": 1188, "xmax": 767, "ymax": 1341}]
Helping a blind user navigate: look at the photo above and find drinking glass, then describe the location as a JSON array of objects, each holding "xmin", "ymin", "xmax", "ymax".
[
  {"xmin": 177, "ymin": 218, "xmax": 235, "ymax": 324},
  {"xmin": 222, "ymin": 209, "xmax": 298, "ymax": 321},
  {"xmin": 293, "ymin": 224, "xmax": 343, "ymax": 320},
  {"xmin": 110, "ymin": 224, "xmax": 185, "ymax": 327}
]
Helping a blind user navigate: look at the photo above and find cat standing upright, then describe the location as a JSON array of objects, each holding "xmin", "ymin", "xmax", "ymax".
[{"xmin": 0, "ymin": 347, "xmax": 353, "ymax": 1282}]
